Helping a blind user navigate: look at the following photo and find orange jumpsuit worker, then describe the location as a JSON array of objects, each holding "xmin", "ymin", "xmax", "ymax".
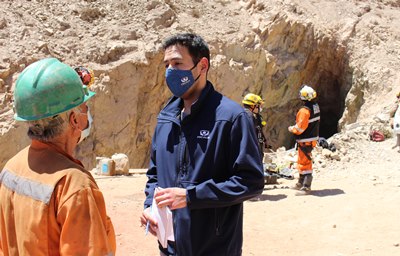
[
  {"xmin": 0, "ymin": 58, "xmax": 116, "ymax": 255},
  {"xmin": 288, "ymin": 85, "xmax": 320, "ymax": 195}
]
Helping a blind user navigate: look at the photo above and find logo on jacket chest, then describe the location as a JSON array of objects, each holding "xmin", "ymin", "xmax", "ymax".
[{"xmin": 197, "ymin": 130, "xmax": 210, "ymax": 139}]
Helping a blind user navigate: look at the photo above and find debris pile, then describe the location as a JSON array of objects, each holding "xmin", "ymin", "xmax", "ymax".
[{"xmin": 94, "ymin": 153, "xmax": 130, "ymax": 176}]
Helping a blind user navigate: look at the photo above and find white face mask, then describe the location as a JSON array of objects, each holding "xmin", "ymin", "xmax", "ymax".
[{"xmin": 78, "ymin": 109, "xmax": 93, "ymax": 144}]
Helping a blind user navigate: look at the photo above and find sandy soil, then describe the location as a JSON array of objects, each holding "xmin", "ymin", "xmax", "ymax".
[{"xmin": 95, "ymin": 136, "xmax": 400, "ymax": 256}]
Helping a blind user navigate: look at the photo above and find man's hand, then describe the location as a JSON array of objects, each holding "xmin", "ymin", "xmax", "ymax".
[
  {"xmin": 140, "ymin": 207, "xmax": 158, "ymax": 236},
  {"xmin": 154, "ymin": 187, "xmax": 187, "ymax": 210},
  {"xmin": 288, "ymin": 126, "xmax": 293, "ymax": 132}
]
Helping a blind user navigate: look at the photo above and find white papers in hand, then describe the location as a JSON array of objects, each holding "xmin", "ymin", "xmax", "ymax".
[{"xmin": 151, "ymin": 187, "xmax": 175, "ymax": 248}]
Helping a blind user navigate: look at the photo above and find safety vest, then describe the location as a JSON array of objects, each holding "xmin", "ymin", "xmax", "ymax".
[{"xmin": 295, "ymin": 101, "xmax": 320, "ymax": 143}]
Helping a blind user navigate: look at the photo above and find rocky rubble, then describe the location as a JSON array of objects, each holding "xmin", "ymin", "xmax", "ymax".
[
  {"xmin": 1, "ymin": 0, "xmax": 400, "ymax": 169},
  {"xmin": 265, "ymin": 114, "xmax": 396, "ymax": 182}
]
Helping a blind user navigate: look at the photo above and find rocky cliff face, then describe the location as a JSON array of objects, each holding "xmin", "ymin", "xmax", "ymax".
[{"xmin": 1, "ymin": 0, "xmax": 399, "ymax": 169}]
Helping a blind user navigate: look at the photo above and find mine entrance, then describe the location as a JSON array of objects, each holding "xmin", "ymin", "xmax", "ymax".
[
  {"xmin": 316, "ymin": 71, "xmax": 346, "ymax": 139},
  {"xmin": 264, "ymin": 36, "xmax": 351, "ymax": 150}
]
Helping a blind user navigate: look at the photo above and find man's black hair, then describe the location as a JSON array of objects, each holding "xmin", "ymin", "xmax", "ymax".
[{"xmin": 163, "ymin": 33, "xmax": 210, "ymax": 67}]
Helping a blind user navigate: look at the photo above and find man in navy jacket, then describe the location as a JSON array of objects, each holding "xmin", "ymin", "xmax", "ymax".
[{"xmin": 140, "ymin": 33, "xmax": 264, "ymax": 256}]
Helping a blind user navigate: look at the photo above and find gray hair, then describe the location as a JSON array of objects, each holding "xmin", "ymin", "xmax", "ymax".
[{"xmin": 27, "ymin": 107, "xmax": 82, "ymax": 141}]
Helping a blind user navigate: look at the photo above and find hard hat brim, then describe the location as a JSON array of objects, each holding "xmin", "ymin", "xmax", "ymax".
[{"xmin": 14, "ymin": 90, "xmax": 96, "ymax": 121}]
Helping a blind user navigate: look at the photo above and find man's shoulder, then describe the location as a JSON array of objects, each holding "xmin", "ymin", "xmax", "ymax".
[
  {"xmin": 211, "ymin": 90, "xmax": 245, "ymax": 112},
  {"xmin": 299, "ymin": 105, "xmax": 312, "ymax": 112},
  {"xmin": 3, "ymin": 150, "xmax": 94, "ymax": 191},
  {"xmin": 54, "ymin": 169, "xmax": 100, "ymax": 208},
  {"xmin": 215, "ymin": 94, "xmax": 247, "ymax": 120},
  {"xmin": 59, "ymin": 168, "xmax": 97, "ymax": 189}
]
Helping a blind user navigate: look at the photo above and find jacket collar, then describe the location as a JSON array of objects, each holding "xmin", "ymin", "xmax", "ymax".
[
  {"xmin": 189, "ymin": 81, "xmax": 214, "ymax": 117},
  {"xmin": 159, "ymin": 81, "xmax": 214, "ymax": 121}
]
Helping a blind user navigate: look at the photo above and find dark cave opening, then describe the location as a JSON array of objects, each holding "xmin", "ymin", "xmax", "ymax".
[
  {"xmin": 316, "ymin": 74, "xmax": 344, "ymax": 139},
  {"xmin": 269, "ymin": 53, "xmax": 350, "ymax": 150}
]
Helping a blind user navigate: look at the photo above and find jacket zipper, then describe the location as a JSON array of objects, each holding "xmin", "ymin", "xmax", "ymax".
[
  {"xmin": 175, "ymin": 129, "xmax": 185, "ymax": 187},
  {"xmin": 183, "ymin": 143, "xmax": 189, "ymax": 175},
  {"xmin": 215, "ymin": 209, "xmax": 221, "ymax": 236},
  {"xmin": 174, "ymin": 121, "xmax": 187, "ymax": 255}
]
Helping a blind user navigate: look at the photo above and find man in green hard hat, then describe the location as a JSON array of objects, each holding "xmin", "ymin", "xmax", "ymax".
[{"xmin": 0, "ymin": 58, "xmax": 116, "ymax": 255}]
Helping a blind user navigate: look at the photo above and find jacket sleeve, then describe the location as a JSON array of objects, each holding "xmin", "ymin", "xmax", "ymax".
[
  {"xmin": 56, "ymin": 180, "xmax": 116, "ymax": 256},
  {"xmin": 291, "ymin": 107, "xmax": 310, "ymax": 135},
  {"xmin": 144, "ymin": 129, "xmax": 158, "ymax": 209},
  {"xmin": 186, "ymin": 112, "xmax": 264, "ymax": 209}
]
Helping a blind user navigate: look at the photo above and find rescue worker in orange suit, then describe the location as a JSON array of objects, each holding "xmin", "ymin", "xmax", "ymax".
[
  {"xmin": 242, "ymin": 93, "xmax": 268, "ymax": 159},
  {"xmin": 0, "ymin": 58, "xmax": 116, "ymax": 255},
  {"xmin": 288, "ymin": 85, "xmax": 320, "ymax": 195}
]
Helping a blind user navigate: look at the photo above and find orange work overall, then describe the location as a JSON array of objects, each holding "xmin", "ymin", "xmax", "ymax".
[{"xmin": 290, "ymin": 104, "xmax": 320, "ymax": 175}]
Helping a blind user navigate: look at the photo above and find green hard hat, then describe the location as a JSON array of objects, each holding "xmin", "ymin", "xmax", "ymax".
[{"xmin": 13, "ymin": 58, "xmax": 95, "ymax": 121}]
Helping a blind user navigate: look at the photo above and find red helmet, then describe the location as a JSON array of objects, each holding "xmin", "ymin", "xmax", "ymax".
[{"xmin": 74, "ymin": 66, "xmax": 95, "ymax": 87}]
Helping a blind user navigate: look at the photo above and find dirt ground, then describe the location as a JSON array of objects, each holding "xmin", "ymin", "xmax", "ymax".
[{"xmin": 94, "ymin": 136, "xmax": 400, "ymax": 256}]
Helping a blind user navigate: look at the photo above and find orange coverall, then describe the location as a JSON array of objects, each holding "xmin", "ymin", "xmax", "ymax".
[
  {"xmin": 289, "ymin": 107, "xmax": 317, "ymax": 174},
  {"xmin": 0, "ymin": 140, "xmax": 116, "ymax": 256}
]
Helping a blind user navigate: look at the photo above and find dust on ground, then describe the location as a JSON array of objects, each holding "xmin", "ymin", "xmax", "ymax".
[{"xmin": 95, "ymin": 135, "xmax": 400, "ymax": 256}]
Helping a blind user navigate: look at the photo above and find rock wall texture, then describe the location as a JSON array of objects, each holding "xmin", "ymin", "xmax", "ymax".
[{"xmin": 0, "ymin": 0, "xmax": 399, "ymax": 168}]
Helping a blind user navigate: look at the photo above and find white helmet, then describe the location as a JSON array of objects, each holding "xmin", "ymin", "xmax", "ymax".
[{"xmin": 299, "ymin": 85, "xmax": 317, "ymax": 101}]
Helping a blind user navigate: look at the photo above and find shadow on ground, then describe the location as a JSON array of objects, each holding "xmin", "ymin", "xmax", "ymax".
[
  {"xmin": 310, "ymin": 188, "xmax": 345, "ymax": 197},
  {"xmin": 249, "ymin": 194, "xmax": 287, "ymax": 202}
]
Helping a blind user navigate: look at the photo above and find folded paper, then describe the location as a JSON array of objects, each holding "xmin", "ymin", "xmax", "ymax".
[{"xmin": 151, "ymin": 187, "xmax": 175, "ymax": 248}]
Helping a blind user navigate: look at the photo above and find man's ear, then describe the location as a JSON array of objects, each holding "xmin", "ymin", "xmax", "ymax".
[
  {"xmin": 199, "ymin": 57, "xmax": 209, "ymax": 73},
  {"xmin": 69, "ymin": 111, "xmax": 78, "ymax": 129}
]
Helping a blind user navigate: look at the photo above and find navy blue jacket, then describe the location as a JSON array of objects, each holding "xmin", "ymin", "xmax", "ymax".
[{"xmin": 144, "ymin": 82, "xmax": 264, "ymax": 256}]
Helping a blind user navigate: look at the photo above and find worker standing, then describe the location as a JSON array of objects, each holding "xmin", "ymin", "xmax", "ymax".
[
  {"xmin": 242, "ymin": 93, "xmax": 268, "ymax": 158},
  {"xmin": 0, "ymin": 58, "xmax": 116, "ymax": 255},
  {"xmin": 140, "ymin": 33, "xmax": 264, "ymax": 256},
  {"xmin": 288, "ymin": 85, "xmax": 320, "ymax": 195}
]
